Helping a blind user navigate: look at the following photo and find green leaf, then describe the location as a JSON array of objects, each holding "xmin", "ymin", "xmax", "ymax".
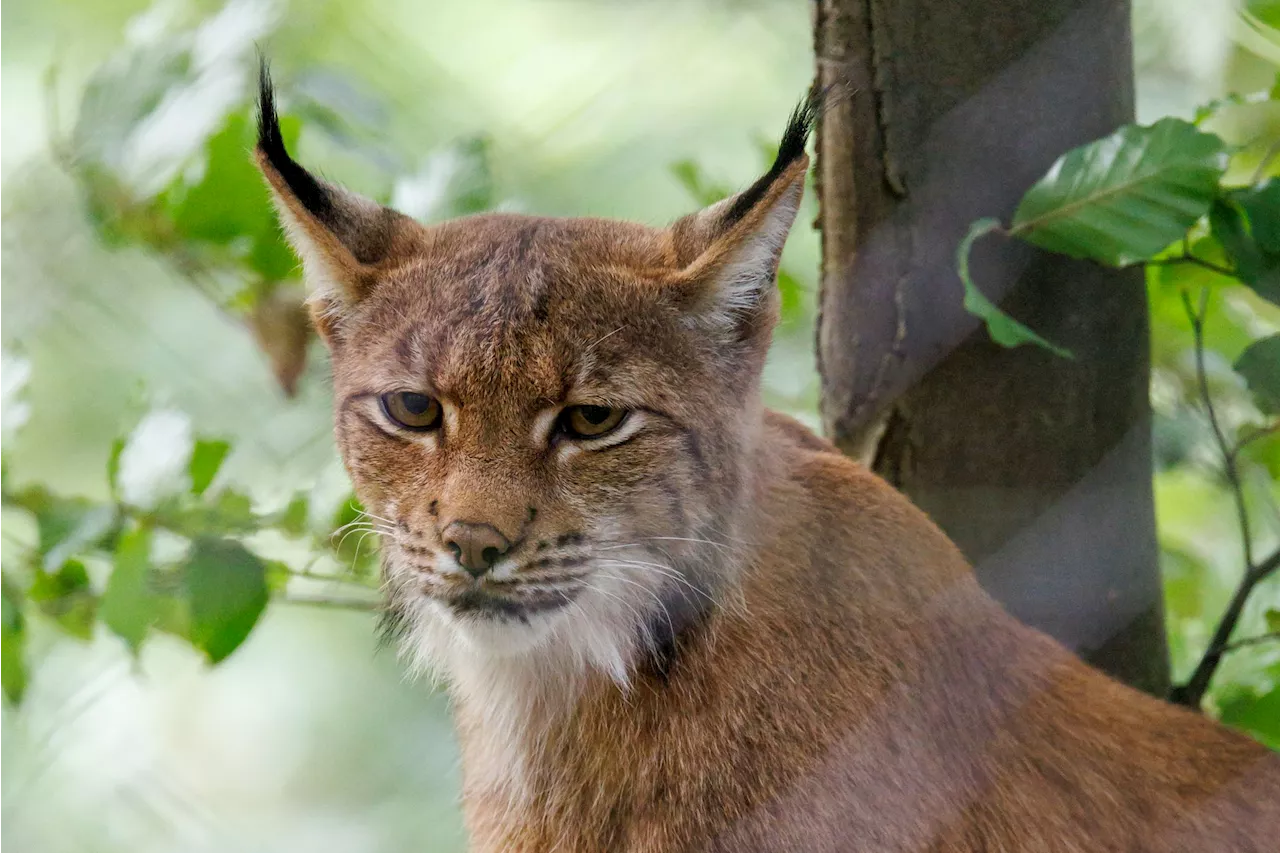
[
  {"xmin": 2, "ymin": 581, "xmax": 27, "ymax": 704},
  {"xmin": 1190, "ymin": 87, "xmax": 1275, "ymax": 126},
  {"xmin": 168, "ymin": 111, "xmax": 302, "ymax": 284},
  {"xmin": 10, "ymin": 486, "xmax": 118, "ymax": 571},
  {"xmin": 1266, "ymin": 609, "xmax": 1280, "ymax": 633},
  {"xmin": 264, "ymin": 559, "xmax": 293, "ymax": 595},
  {"xmin": 106, "ymin": 437, "xmax": 126, "ymax": 499},
  {"xmin": 1218, "ymin": 181, "xmax": 1280, "ymax": 308},
  {"xmin": 183, "ymin": 538, "xmax": 268, "ymax": 663},
  {"xmin": 1209, "ymin": 200, "xmax": 1261, "ymax": 282},
  {"xmin": 171, "ymin": 112, "xmax": 269, "ymax": 243},
  {"xmin": 188, "ymin": 440, "xmax": 230, "ymax": 496},
  {"xmin": 1230, "ymin": 179, "xmax": 1280, "ymax": 252},
  {"xmin": 1216, "ymin": 677, "xmax": 1280, "ymax": 750},
  {"xmin": 277, "ymin": 494, "xmax": 310, "ymax": 537},
  {"xmin": 1234, "ymin": 335, "xmax": 1280, "ymax": 414},
  {"xmin": 153, "ymin": 489, "xmax": 259, "ymax": 537},
  {"xmin": 1224, "ymin": 179, "xmax": 1280, "ymax": 305},
  {"xmin": 1247, "ymin": 0, "xmax": 1280, "ymax": 29},
  {"xmin": 1194, "ymin": 93, "xmax": 1249, "ymax": 125},
  {"xmin": 1010, "ymin": 118, "xmax": 1228, "ymax": 266},
  {"xmin": 100, "ymin": 526, "xmax": 157, "ymax": 653},
  {"xmin": 956, "ymin": 218, "xmax": 1073, "ymax": 358},
  {"xmin": 146, "ymin": 567, "xmax": 193, "ymax": 640},
  {"xmin": 19, "ymin": 488, "xmax": 84, "ymax": 555},
  {"xmin": 776, "ymin": 268, "xmax": 807, "ymax": 328},
  {"xmin": 28, "ymin": 559, "xmax": 97, "ymax": 640},
  {"xmin": 248, "ymin": 230, "xmax": 300, "ymax": 284}
]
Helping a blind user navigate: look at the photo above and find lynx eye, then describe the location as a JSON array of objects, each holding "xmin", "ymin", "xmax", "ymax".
[
  {"xmin": 560, "ymin": 405, "xmax": 627, "ymax": 440},
  {"xmin": 381, "ymin": 392, "xmax": 442, "ymax": 431}
]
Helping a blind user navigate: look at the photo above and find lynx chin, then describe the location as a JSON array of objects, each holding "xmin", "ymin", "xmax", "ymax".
[{"xmin": 254, "ymin": 62, "xmax": 1279, "ymax": 852}]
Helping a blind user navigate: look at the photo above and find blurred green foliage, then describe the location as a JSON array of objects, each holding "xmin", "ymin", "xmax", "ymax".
[{"xmin": 2, "ymin": 409, "xmax": 383, "ymax": 702}]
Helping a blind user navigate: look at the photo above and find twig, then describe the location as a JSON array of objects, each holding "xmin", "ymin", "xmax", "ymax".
[
  {"xmin": 1189, "ymin": 290, "xmax": 1253, "ymax": 569},
  {"xmin": 287, "ymin": 562, "xmax": 381, "ymax": 591},
  {"xmin": 1147, "ymin": 255, "xmax": 1236, "ymax": 278},
  {"xmin": 1170, "ymin": 289, "xmax": 1274, "ymax": 708},
  {"xmin": 268, "ymin": 549, "xmax": 382, "ymax": 591},
  {"xmin": 1221, "ymin": 631, "xmax": 1280, "ymax": 654},
  {"xmin": 43, "ymin": 59, "xmax": 70, "ymax": 164},
  {"xmin": 1230, "ymin": 422, "xmax": 1279, "ymax": 461},
  {"xmin": 281, "ymin": 594, "xmax": 380, "ymax": 612}
]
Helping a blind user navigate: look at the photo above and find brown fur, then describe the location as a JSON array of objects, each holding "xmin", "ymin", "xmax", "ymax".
[
  {"xmin": 461, "ymin": 429, "xmax": 1279, "ymax": 851},
  {"xmin": 255, "ymin": 76, "xmax": 1280, "ymax": 851}
]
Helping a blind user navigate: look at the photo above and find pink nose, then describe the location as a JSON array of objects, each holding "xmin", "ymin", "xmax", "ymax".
[{"xmin": 442, "ymin": 521, "xmax": 512, "ymax": 577}]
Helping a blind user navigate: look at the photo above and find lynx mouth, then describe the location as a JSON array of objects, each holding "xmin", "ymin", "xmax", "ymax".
[{"xmin": 445, "ymin": 585, "xmax": 581, "ymax": 620}]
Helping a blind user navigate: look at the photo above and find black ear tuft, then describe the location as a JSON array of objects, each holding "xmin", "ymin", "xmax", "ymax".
[
  {"xmin": 722, "ymin": 89, "xmax": 823, "ymax": 226},
  {"xmin": 256, "ymin": 56, "xmax": 333, "ymax": 220}
]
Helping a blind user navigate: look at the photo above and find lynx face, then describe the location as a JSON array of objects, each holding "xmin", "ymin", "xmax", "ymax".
[{"xmin": 256, "ymin": 64, "xmax": 814, "ymax": 685}]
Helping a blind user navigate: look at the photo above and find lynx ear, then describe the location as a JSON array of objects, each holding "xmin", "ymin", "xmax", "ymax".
[
  {"xmin": 254, "ymin": 61, "xmax": 421, "ymax": 337},
  {"xmin": 668, "ymin": 95, "xmax": 817, "ymax": 340}
]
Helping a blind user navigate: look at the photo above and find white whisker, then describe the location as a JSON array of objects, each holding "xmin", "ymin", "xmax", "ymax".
[
  {"xmin": 596, "ymin": 559, "xmax": 717, "ymax": 607},
  {"xmin": 639, "ymin": 536, "xmax": 735, "ymax": 552},
  {"xmin": 357, "ymin": 509, "xmax": 398, "ymax": 527},
  {"xmin": 332, "ymin": 519, "xmax": 373, "ymax": 536},
  {"xmin": 599, "ymin": 559, "xmax": 715, "ymax": 599},
  {"xmin": 351, "ymin": 529, "xmax": 380, "ymax": 569},
  {"xmin": 585, "ymin": 577, "xmax": 651, "ymax": 630},
  {"xmin": 595, "ymin": 571, "xmax": 675, "ymax": 642},
  {"xmin": 333, "ymin": 523, "xmax": 375, "ymax": 551}
]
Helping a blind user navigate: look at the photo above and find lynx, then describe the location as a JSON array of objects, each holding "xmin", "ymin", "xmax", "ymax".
[{"xmin": 255, "ymin": 65, "xmax": 1280, "ymax": 852}]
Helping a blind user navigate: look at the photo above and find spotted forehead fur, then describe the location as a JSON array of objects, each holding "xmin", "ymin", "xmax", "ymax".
[{"xmin": 342, "ymin": 214, "xmax": 729, "ymax": 417}]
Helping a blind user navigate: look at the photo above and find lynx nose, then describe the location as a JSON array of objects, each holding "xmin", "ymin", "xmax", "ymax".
[{"xmin": 442, "ymin": 521, "xmax": 512, "ymax": 577}]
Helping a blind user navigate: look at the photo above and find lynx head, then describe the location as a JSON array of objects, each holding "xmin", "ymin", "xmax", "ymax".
[{"xmin": 256, "ymin": 64, "xmax": 815, "ymax": 695}]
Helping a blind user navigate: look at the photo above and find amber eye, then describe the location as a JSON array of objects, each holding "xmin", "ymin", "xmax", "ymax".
[
  {"xmin": 560, "ymin": 405, "xmax": 627, "ymax": 440},
  {"xmin": 381, "ymin": 392, "xmax": 443, "ymax": 431}
]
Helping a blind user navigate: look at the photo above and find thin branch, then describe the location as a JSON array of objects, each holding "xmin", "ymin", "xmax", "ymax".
[
  {"xmin": 1250, "ymin": 547, "xmax": 1280, "ymax": 585},
  {"xmin": 288, "ymin": 563, "xmax": 379, "ymax": 589},
  {"xmin": 1171, "ymin": 290, "xmax": 1272, "ymax": 709},
  {"xmin": 1186, "ymin": 290, "xmax": 1255, "ymax": 569},
  {"xmin": 1221, "ymin": 631, "xmax": 1280, "ymax": 654},
  {"xmin": 1147, "ymin": 255, "xmax": 1237, "ymax": 278},
  {"xmin": 281, "ymin": 594, "xmax": 380, "ymax": 612},
  {"xmin": 42, "ymin": 59, "xmax": 70, "ymax": 164},
  {"xmin": 1230, "ymin": 422, "xmax": 1280, "ymax": 461}
]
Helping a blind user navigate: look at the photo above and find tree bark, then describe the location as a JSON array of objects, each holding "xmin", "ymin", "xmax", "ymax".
[{"xmin": 813, "ymin": 0, "xmax": 1169, "ymax": 694}]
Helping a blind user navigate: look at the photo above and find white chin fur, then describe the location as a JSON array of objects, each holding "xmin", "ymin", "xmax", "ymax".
[
  {"xmin": 432, "ymin": 598, "xmax": 569, "ymax": 657},
  {"xmin": 387, "ymin": 546, "xmax": 690, "ymax": 803},
  {"xmin": 392, "ymin": 547, "xmax": 674, "ymax": 699}
]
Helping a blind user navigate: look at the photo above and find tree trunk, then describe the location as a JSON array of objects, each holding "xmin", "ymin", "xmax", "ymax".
[{"xmin": 813, "ymin": 0, "xmax": 1169, "ymax": 694}]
